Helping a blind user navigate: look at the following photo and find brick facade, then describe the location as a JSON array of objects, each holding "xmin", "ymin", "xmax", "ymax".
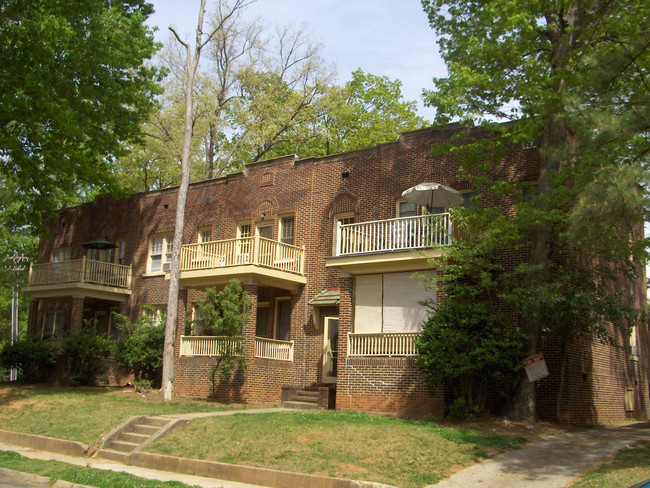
[{"xmin": 26, "ymin": 124, "xmax": 649, "ymax": 422}]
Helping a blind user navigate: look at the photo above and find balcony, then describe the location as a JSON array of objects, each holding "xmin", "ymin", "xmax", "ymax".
[
  {"xmin": 347, "ymin": 332, "xmax": 419, "ymax": 357},
  {"xmin": 325, "ymin": 214, "xmax": 451, "ymax": 274},
  {"xmin": 180, "ymin": 335, "xmax": 294, "ymax": 362},
  {"xmin": 23, "ymin": 258, "xmax": 132, "ymax": 302},
  {"xmin": 176, "ymin": 236, "xmax": 306, "ymax": 292}
]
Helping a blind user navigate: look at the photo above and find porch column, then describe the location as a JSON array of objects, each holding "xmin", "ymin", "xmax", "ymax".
[
  {"xmin": 337, "ymin": 275, "xmax": 354, "ymax": 411},
  {"xmin": 242, "ymin": 280, "xmax": 259, "ymax": 365},
  {"xmin": 70, "ymin": 296, "xmax": 85, "ymax": 333}
]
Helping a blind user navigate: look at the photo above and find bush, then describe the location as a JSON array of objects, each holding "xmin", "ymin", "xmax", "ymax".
[
  {"xmin": 61, "ymin": 321, "xmax": 113, "ymax": 386},
  {"xmin": 416, "ymin": 300, "xmax": 523, "ymax": 417},
  {"xmin": 113, "ymin": 310, "xmax": 164, "ymax": 385},
  {"xmin": 0, "ymin": 336, "xmax": 58, "ymax": 383}
]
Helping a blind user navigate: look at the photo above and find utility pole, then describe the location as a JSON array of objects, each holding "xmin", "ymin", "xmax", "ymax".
[{"xmin": 4, "ymin": 253, "xmax": 29, "ymax": 381}]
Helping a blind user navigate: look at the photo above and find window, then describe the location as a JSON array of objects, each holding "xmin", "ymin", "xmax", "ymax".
[
  {"xmin": 149, "ymin": 234, "xmax": 173, "ymax": 273},
  {"xmin": 115, "ymin": 239, "xmax": 126, "ymax": 265},
  {"xmin": 256, "ymin": 302, "xmax": 271, "ymax": 338},
  {"xmin": 192, "ymin": 305, "xmax": 206, "ymax": 335},
  {"xmin": 279, "ymin": 215, "xmax": 295, "ymax": 245},
  {"xmin": 51, "ymin": 248, "xmax": 71, "ymax": 263},
  {"xmin": 238, "ymin": 222, "xmax": 252, "ymax": 238},
  {"xmin": 461, "ymin": 191, "xmax": 475, "ymax": 209},
  {"xmin": 199, "ymin": 227, "xmax": 212, "ymax": 244},
  {"xmin": 275, "ymin": 298, "xmax": 291, "ymax": 341},
  {"xmin": 257, "ymin": 222, "xmax": 273, "ymax": 239},
  {"xmin": 144, "ymin": 306, "xmax": 167, "ymax": 326},
  {"xmin": 397, "ymin": 199, "xmax": 416, "ymax": 218},
  {"xmin": 43, "ymin": 311, "xmax": 65, "ymax": 339}
]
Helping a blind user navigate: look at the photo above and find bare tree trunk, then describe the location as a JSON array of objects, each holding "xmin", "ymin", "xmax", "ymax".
[
  {"xmin": 160, "ymin": 0, "xmax": 250, "ymax": 402},
  {"xmin": 160, "ymin": 0, "xmax": 209, "ymax": 402}
]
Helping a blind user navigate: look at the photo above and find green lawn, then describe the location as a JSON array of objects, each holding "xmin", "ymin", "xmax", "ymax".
[
  {"xmin": 569, "ymin": 441, "xmax": 650, "ymax": 488},
  {"xmin": 0, "ymin": 385, "xmax": 233, "ymax": 445},
  {"xmin": 146, "ymin": 410, "xmax": 526, "ymax": 488}
]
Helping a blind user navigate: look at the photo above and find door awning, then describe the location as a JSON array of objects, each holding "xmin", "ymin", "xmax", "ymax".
[{"xmin": 309, "ymin": 288, "xmax": 340, "ymax": 306}]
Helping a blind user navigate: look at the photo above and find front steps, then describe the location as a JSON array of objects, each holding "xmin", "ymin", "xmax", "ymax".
[
  {"xmin": 95, "ymin": 416, "xmax": 185, "ymax": 461},
  {"xmin": 282, "ymin": 384, "xmax": 336, "ymax": 410}
]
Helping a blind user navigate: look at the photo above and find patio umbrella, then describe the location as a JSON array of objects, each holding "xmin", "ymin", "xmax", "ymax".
[
  {"xmin": 401, "ymin": 182, "xmax": 464, "ymax": 208},
  {"xmin": 81, "ymin": 237, "xmax": 118, "ymax": 250}
]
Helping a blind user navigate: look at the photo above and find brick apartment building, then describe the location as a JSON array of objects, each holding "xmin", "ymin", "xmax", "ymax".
[{"xmin": 23, "ymin": 124, "xmax": 649, "ymax": 422}]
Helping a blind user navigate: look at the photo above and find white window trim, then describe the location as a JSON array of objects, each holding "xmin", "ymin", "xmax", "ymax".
[
  {"xmin": 51, "ymin": 248, "xmax": 71, "ymax": 263},
  {"xmin": 147, "ymin": 233, "xmax": 174, "ymax": 275},
  {"xmin": 332, "ymin": 212, "xmax": 354, "ymax": 254},
  {"xmin": 279, "ymin": 214, "xmax": 295, "ymax": 245},
  {"xmin": 42, "ymin": 311, "xmax": 65, "ymax": 339}
]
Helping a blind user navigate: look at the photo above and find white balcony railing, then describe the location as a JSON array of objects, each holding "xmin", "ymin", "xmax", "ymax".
[
  {"xmin": 180, "ymin": 236, "xmax": 305, "ymax": 275},
  {"xmin": 179, "ymin": 336, "xmax": 243, "ymax": 357},
  {"xmin": 254, "ymin": 337, "xmax": 294, "ymax": 362},
  {"xmin": 335, "ymin": 213, "xmax": 452, "ymax": 256},
  {"xmin": 180, "ymin": 335, "xmax": 294, "ymax": 362},
  {"xmin": 347, "ymin": 332, "xmax": 420, "ymax": 357},
  {"xmin": 28, "ymin": 258, "xmax": 132, "ymax": 289}
]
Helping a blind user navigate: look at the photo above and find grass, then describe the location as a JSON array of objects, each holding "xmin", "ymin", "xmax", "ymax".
[
  {"xmin": 0, "ymin": 450, "xmax": 202, "ymax": 488},
  {"xmin": 0, "ymin": 385, "xmax": 234, "ymax": 445},
  {"xmin": 568, "ymin": 440, "xmax": 650, "ymax": 488},
  {"xmin": 146, "ymin": 410, "xmax": 527, "ymax": 488}
]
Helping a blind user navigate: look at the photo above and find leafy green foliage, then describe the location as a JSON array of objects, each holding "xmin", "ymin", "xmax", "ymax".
[
  {"xmin": 421, "ymin": 0, "xmax": 649, "ymax": 420},
  {"xmin": 0, "ymin": 336, "xmax": 58, "ymax": 383},
  {"xmin": 113, "ymin": 310, "xmax": 165, "ymax": 384},
  {"xmin": 0, "ymin": 0, "xmax": 163, "ymax": 230},
  {"xmin": 194, "ymin": 280, "xmax": 251, "ymax": 396},
  {"xmin": 61, "ymin": 321, "xmax": 113, "ymax": 386}
]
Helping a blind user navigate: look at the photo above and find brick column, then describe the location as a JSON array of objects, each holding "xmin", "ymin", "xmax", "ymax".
[
  {"xmin": 242, "ymin": 280, "xmax": 259, "ymax": 399},
  {"xmin": 70, "ymin": 296, "xmax": 85, "ymax": 333},
  {"xmin": 337, "ymin": 275, "xmax": 353, "ymax": 411}
]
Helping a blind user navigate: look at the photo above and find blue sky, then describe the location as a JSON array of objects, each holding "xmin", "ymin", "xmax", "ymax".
[{"xmin": 146, "ymin": 0, "xmax": 446, "ymax": 120}]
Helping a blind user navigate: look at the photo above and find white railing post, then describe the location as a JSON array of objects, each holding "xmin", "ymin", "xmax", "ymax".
[{"xmin": 80, "ymin": 257, "xmax": 87, "ymax": 283}]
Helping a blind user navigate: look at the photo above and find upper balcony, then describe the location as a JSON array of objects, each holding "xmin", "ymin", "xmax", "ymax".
[
  {"xmin": 23, "ymin": 258, "xmax": 132, "ymax": 302},
  {"xmin": 176, "ymin": 236, "xmax": 306, "ymax": 292},
  {"xmin": 325, "ymin": 213, "xmax": 451, "ymax": 274}
]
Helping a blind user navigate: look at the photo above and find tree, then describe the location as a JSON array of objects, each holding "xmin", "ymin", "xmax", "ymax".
[
  {"xmin": 421, "ymin": 0, "xmax": 649, "ymax": 422},
  {"xmin": 416, "ymin": 210, "xmax": 524, "ymax": 417},
  {"xmin": 160, "ymin": 0, "xmax": 250, "ymax": 402},
  {"xmin": 0, "ymin": 0, "xmax": 162, "ymax": 230},
  {"xmin": 193, "ymin": 280, "xmax": 252, "ymax": 397}
]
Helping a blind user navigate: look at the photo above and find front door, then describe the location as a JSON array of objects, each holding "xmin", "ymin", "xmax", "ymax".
[{"xmin": 322, "ymin": 316, "xmax": 339, "ymax": 383}]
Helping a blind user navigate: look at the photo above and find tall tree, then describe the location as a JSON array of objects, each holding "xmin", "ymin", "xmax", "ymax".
[
  {"xmin": 0, "ymin": 0, "xmax": 162, "ymax": 229},
  {"xmin": 421, "ymin": 0, "xmax": 649, "ymax": 422},
  {"xmin": 160, "ymin": 0, "xmax": 249, "ymax": 402}
]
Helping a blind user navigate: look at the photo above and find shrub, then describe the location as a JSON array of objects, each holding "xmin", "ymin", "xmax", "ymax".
[
  {"xmin": 113, "ymin": 310, "xmax": 164, "ymax": 385},
  {"xmin": 0, "ymin": 336, "xmax": 58, "ymax": 383},
  {"xmin": 61, "ymin": 321, "xmax": 113, "ymax": 386}
]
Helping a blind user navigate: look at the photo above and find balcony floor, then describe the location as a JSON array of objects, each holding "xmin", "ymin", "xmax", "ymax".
[
  {"xmin": 324, "ymin": 248, "xmax": 445, "ymax": 275},
  {"xmin": 176, "ymin": 263, "xmax": 306, "ymax": 292}
]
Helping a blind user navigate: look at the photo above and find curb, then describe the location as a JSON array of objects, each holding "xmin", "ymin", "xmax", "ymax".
[
  {"xmin": 0, "ymin": 430, "xmax": 396, "ymax": 488},
  {"xmin": 126, "ymin": 451, "xmax": 396, "ymax": 488},
  {"xmin": 0, "ymin": 430, "xmax": 88, "ymax": 457},
  {"xmin": 0, "ymin": 466, "xmax": 95, "ymax": 488}
]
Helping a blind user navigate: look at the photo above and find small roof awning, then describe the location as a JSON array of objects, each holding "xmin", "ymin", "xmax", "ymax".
[{"xmin": 309, "ymin": 288, "xmax": 340, "ymax": 307}]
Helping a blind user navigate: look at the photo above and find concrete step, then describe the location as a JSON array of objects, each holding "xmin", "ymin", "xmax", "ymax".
[
  {"xmin": 294, "ymin": 391, "xmax": 319, "ymax": 403},
  {"xmin": 283, "ymin": 400, "xmax": 321, "ymax": 410},
  {"xmin": 94, "ymin": 449, "xmax": 128, "ymax": 463},
  {"xmin": 119, "ymin": 431, "xmax": 151, "ymax": 444},
  {"xmin": 106, "ymin": 439, "xmax": 140, "ymax": 452},
  {"xmin": 140, "ymin": 417, "xmax": 170, "ymax": 428},
  {"xmin": 131, "ymin": 423, "xmax": 161, "ymax": 436}
]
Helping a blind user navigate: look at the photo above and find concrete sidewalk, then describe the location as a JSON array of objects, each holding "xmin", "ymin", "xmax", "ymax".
[
  {"xmin": 0, "ymin": 441, "xmax": 267, "ymax": 488},
  {"xmin": 428, "ymin": 421, "xmax": 650, "ymax": 488}
]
